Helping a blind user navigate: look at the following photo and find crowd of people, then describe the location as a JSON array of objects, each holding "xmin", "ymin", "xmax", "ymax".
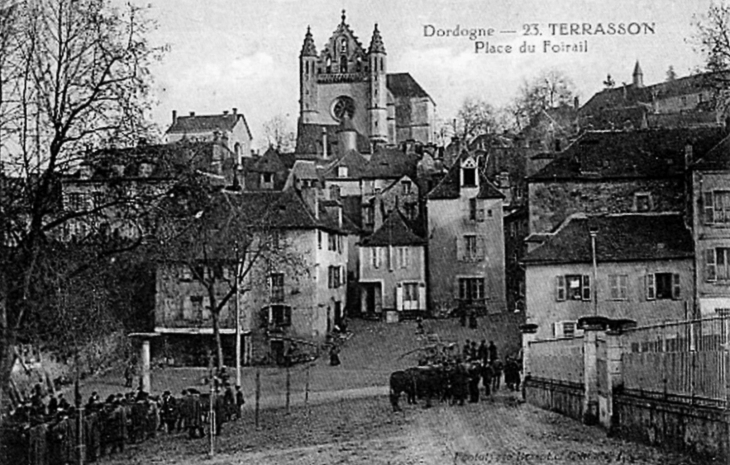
[{"xmin": 2, "ymin": 377, "xmax": 245, "ymax": 465}]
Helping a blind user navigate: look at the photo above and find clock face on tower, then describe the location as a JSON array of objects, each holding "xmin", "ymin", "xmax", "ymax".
[{"xmin": 331, "ymin": 96, "xmax": 355, "ymax": 121}]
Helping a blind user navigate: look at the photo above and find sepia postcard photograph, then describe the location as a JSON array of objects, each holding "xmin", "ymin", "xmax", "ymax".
[{"xmin": 1, "ymin": 0, "xmax": 730, "ymax": 464}]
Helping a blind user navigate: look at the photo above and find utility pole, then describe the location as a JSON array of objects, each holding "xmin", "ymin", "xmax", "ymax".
[{"xmin": 589, "ymin": 226, "xmax": 598, "ymax": 316}]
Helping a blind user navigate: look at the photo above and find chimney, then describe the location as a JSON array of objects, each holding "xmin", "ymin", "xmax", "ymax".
[
  {"xmin": 223, "ymin": 110, "xmax": 229, "ymax": 115},
  {"xmin": 322, "ymin": 127, "xmax": 328, "ymax": 159},
  {"xmin": 189, "ymin": 111, "xmax": 195, "ymax": 117},
  {"xmin": 232, "ymin": 108, "xmax": 237, "ymax": 115},
  {"xmin": 172, "ymin": 110, "xmax": 177, "ymax": 124},
  {"xmin": 573, "ymin": 96, "xmax": 580, "ymax": 110}
]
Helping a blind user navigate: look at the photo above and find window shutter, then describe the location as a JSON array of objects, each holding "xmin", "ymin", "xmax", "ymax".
[
  {"xmin": 418, "ymin": 283, "xmax": 426, "ymax": 310},
  {"xmin": 556, "ymin": 276, "xmax": 566, "ymax": 301},
  {"xmin": 477, "ymin": 235, "xmax": 487, "ymax": 260},
  {"xmin": 553, "ymin": 322, "xmax": 563, "ymax": 338},
  {"xmin": 706, "ymin": 249, "xmax": 717, "ymax": 282},
  {"xmin": 645, "ymin": 274, "xmax": 656, "ymax": 300},
  {"xmin": 396, "ymin": 283, "xmax": 403, "ymax": 311},
  {"xmin": 582, "ymin": 275, "xmax": 592, "ymax": 301},
  {"xmin": 388, "ymin": 246, "xmax": 394, "ymax": 271},
  {"xmin": 284, "ymin": 307, "xmax": 292, "ymax": 326},
  {"xmin": 704, "ymin": 192, "xmax": 715, "ymax": 224},
  {"xmin": 456, "ymin": 236, "xmax": 465, "ymax": 262},
  {"xmin": 672, "ymin": 273, "xmax": 681, "ymax": 299}
]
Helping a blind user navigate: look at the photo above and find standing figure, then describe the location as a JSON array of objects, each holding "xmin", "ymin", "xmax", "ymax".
[
  {"xmin": 235, "ymin": 386, "xmax": 245, "ymax": 420},
  {"xmin": 462, "ymin": 340, "xmax": 471, "ymax": 361},
  {"xmin": 491, "ymin": 359, "xmax": 503, "ymax": 393},
  {"xmin": 488, "ymin": 341, "xmax": 498, "ymax": 363},
  {"xmin": 329, "ymin": 345, "xmax": 341, "ymax": 366},
  {"xmin": 481, "ymin": 362, "xmax": 493, "ymax": 399}
]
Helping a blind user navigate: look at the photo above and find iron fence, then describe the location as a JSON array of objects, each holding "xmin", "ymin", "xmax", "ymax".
[{"xmin": 622, "ymin": 316, "xmax": 729, "ymax": 404}]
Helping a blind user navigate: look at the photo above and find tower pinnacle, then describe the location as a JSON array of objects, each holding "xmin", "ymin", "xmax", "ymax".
[
  {"xmin": 368, "ymin": 23, "xmax": 386, "ymax": 54},
  {"xmin": 632, "ymin": 60, "xmax": 644, "ymax": 88},
  {"xmin": 300, "ymin": 26, "xmax": 317, "ymax": 57}
]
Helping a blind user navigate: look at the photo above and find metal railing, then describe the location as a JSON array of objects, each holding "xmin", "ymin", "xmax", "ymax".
[{"xmin": 622, "ymin": 316, "xmax": 729, "ymax": 404}]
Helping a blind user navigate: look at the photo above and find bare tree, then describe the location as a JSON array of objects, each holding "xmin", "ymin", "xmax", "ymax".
[
  {"xmin": 510, "ymin": 69, "xmax": 576, "ymax": 129},
  {"xmin": 449, "ymin": 96, "xmax": 502, "ymax": 143},
  {"xmin": 262, "ymin": 115, "xmax": 296, "ymax": 152},
  {"xmin": 153, "ymin": 187, "xmax": 306, "ymax": 370},
  {"xmin": 0, "ymin": 0, "xmax": 164, "ymax": 412}
]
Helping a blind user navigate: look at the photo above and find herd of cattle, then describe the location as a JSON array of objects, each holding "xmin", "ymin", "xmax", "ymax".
[{"xmin": 389, "ymin": 359, "xmax": 520, "ymax": 411}]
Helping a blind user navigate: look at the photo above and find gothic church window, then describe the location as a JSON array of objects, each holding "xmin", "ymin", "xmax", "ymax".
[{"xmin": 340, "ymin": 55, "xmax": 348, "ymax": 73}]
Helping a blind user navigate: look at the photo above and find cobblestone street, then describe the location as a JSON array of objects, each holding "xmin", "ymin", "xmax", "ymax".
[{"xmin": 103, "ymin": 390, "xmax": 704, "ymax": 465}]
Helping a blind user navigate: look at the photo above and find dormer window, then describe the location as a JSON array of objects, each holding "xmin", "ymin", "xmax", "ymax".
[
  {"xmin": 338, "ymin": 166, "xmax": 348, "ymax": 178},
  {"xmin": 261, "ymin": 172, "xmax": 274, "ymax": 189},
  {"xmin": 460, "ymin": 158, "xmax": 478, "ymax": 188}
]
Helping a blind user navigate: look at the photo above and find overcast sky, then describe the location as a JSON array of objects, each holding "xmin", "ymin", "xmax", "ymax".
[{"xmin": 145, "ymin": 0, "xmax": 714, "ymax": 149}]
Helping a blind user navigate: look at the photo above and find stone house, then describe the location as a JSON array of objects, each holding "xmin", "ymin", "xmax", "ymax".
[
  {"xmin": 358, "ymin": 209, "xmax": 426, "ymax": 320},
  {"xmin": 523, "ymin": 214, "xmax": 695, "ymax": 341},
  {"xmin": 527, "ymin": 127, "xmax": 726, "ymax": 236},
  {"xmin": 165, "ymin": 108, "xmax": 253, "ymax": 164},
  {"xmin": 579, "ymin": 62, "xmax": 725, "ymax": 130},
  {"xmin": 690, "ymin": 136, "xmax": 730, "ymax": 315},
  {"xmin": 59, "ymin": 141, "xmax": 237, "ymax": 242},
  {"xmin": 427, "ymin": 151, "xmax": 506, "ymax": 316},
  {"xmin": 153, "ymin": 189, "xmax": 349, "ymax": 365}
]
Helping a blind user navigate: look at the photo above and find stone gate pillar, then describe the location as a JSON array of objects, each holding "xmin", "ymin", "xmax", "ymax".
[
  {"xmin": 602, "ymin": 319, "xmax": 636, "ymax": 431},
  {"xmin": 578, "ymin": 316, "xmax": 609, "ymax": 426},
  {"xmin": 129, "ymin": 333, "xmax": 159, "ymax": 393},
  {"xmin": 519, "ymin": 323, "xmax": 538, "ymax": 377}
]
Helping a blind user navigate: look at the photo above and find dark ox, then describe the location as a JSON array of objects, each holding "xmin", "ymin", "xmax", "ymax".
[{"xmin": 389, "ymin": 366, "xmax": 448, "ymax": 411}]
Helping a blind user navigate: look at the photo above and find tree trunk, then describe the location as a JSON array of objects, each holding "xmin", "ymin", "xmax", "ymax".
[
  {"xmin": 0, "ymin": 270, "xmax": 15, "ymax": 426},
  {"xmin": 208, "ymin": 290, "xmax": 224, "ymax": 371},
  {"xmin": 212, "ymin": 311, "xmax": 224, "ymax": 371}
]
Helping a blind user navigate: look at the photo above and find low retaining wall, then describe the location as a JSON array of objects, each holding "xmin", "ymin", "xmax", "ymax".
[
  {"xmin": 524, "ymin": 376, "xmax": 584, "ymax": 421},
  {"xmin": 614, "ymin": 389, "xmax": 728, "ymax": 461}
]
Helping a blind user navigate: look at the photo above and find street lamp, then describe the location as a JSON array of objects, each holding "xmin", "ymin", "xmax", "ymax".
[{"xmin": 589, "ymin": 225, "xmax": 599, "ymax": 316}]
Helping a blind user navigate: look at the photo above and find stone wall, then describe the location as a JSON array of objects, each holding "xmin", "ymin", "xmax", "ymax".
[
  {"xmin": 524, "ymin": 377, "xmax": 584, "ymax": 421},
  {"xmin": 614, "ymin": 389, "xmax": 728, "ymax": 461},
  {"xmin": 528, "ymin": 178, "xmax": 685, "ymax": 235}
]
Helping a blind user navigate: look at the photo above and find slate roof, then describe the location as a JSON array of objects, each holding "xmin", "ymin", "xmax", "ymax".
[
  {"xmin": 427, "ymin": 154, "xmax": 503, "ymax": 200},
  {"xmin": 523, "ymin": 214, "xmax": 693, "ymax": 265},
  {"xmin": 529, "ymin": 127, "xmax": 726, "ymax": 181},
  {"xmin": 693, "ymin": 133, "xmax": 730, "ymax": 170},
  {"xmin": 166, "ymin": 113, "xmax": 252, "ymax": 139},
  {"xmin": 362, "ymin": 146, "xmax": 419, "ymax": 179},
  {"xmin": 580, "ymin": 72, "xmax": 726, "ymax": 118},
  {"xmin": 222, "ymin": 190, "xmax": 344, "ymax": 234},
  {"xmin": 387, "ymin": 73, "xmax": 433, "ymax": 102},
  {"xmin": 321, "ymin": 149, "xmax": 369, "ymax": 180},
  {"xmin": 288, "ymin": 160, "xmax": 321, "ymax": 181},
  {"xmin": 253, "ymin": 147, "xmax": 287, "ymax": 174},
  {"xmin": 360, "ymin": 209, "xmax": 425, "ymax": 247}
]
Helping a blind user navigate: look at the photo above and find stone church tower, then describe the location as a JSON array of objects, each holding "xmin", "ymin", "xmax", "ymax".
[{"xmin": 296, "ymin": 11, "xmax": 436, "ymax": 157}]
